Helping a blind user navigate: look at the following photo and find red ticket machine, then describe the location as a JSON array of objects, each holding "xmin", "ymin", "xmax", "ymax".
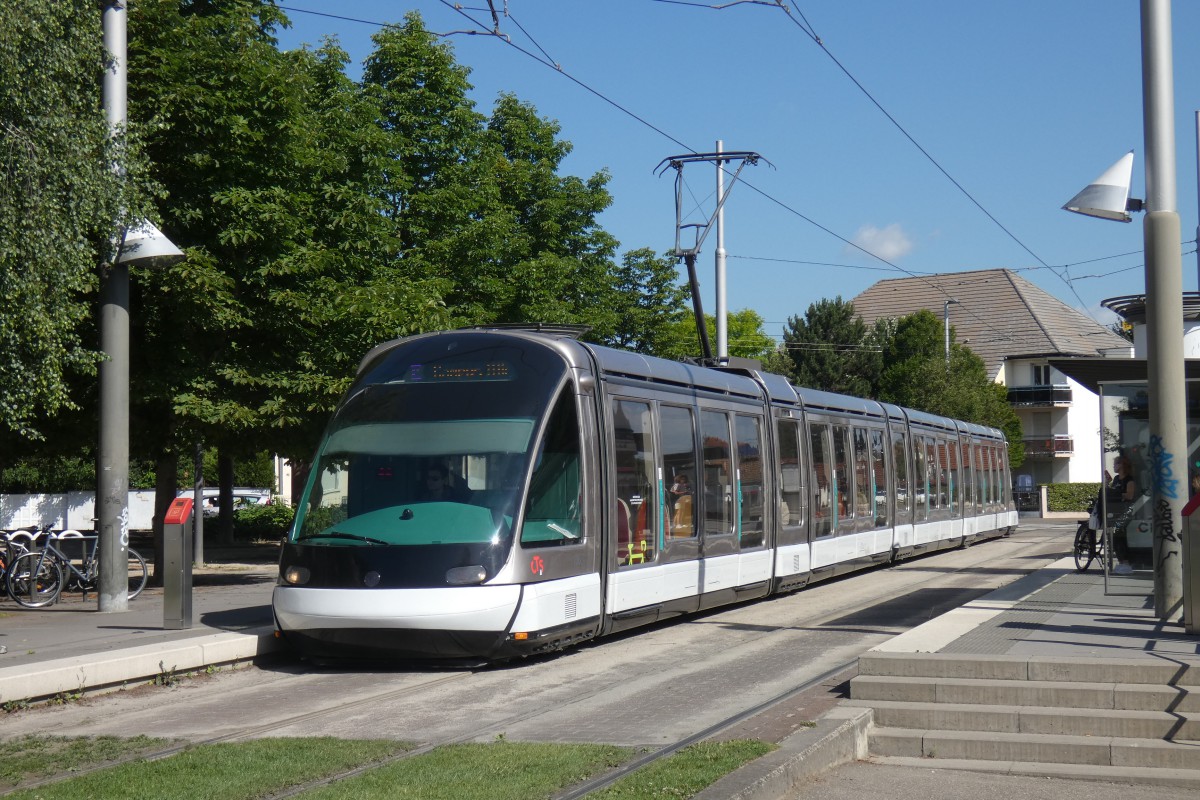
[{"xmin": 164, "ymin": 497, "xmax": 194, "ymax": 629}]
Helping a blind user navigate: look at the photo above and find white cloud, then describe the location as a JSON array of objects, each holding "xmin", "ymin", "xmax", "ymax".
[{"xmin": 846, "ymin": 223, "xmax": 914, "ymax": 262}]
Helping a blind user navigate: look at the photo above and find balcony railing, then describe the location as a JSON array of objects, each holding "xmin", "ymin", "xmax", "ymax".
[
  {"xmin": 1007, "ymin": 384, "xmax": 1073, "ymax": 407},
  {"xmin": 1023, "ymin": 435, "xmax": 1074, "ymax": 459}
]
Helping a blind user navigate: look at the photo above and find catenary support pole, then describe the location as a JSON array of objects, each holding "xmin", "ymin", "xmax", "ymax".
[
  {"xmin": 715, "ymin": 140, "xmax": 728, "ymax": 362},
  {"xmin": 1141, "ymin": 0, "xmax": 1185, "ymax": 620}
]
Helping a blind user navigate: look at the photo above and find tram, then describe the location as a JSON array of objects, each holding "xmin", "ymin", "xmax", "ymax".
[{"xmin": 272, "ymin": 326, "xmax": 1017, "ymax": 662}]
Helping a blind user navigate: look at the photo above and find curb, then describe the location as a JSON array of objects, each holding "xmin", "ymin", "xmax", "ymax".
[
  {"xmin": 695, "ymin": 706, "xmax": 872, "ymax": 800},
  {"xmin": 0, "ymin": 627, "xmax": 282, "ymax": 704}
]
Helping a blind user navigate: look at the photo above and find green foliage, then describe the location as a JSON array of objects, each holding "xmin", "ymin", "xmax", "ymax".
[
  {"xmin": 233, "ymin": 503, "xmax": 295, "ymax": 541},
  {"xmin": 1046, "ymin": 482, "xmax": 1100, "ymax": 512},
  {"xmin": 591, "ymin": 740, "xmax": 775, "ymax": 799},
  {"xmin": 0, "ymin": 735, "xmax": 168, "ymax": 791},
  {"xmin": 0, "ymin": 1, "xmax": 152, "ymax": 440},
  {"xmin": 659, "ymin": 308, "xmax": 777, "ymax": 362},
  {"xmin": 782, "ymin": 297, "xmax": 882, "ymax": 396}
]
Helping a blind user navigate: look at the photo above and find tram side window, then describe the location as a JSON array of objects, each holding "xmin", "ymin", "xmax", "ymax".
[
  {"xmin": 912, "ymin": 438, "xmax": 928, "ymax": 522},
  {"xmin": 892, "ymin": 432, "xmax": 911, "ymax": 522},
  {"xmin": 853, "ymin": 428, "xmax": 872, "ymax": 527},
  {"xmin": 612, "ymin": 399, "xmax": 658, "ymax": 567},
  {"xmin": 926, "ymin": 439, "xmax": 940, "ymax": 515},
  {"xmin": 833, "ymin": 425, "xmax": 853, "ymax": 532},
  {"xmin": 662, "ymin": 405, "xmax": 698, "ymax": 539},
  {"xmin": 736, "ymin": 415, "xmax": 765, "ymax": 549},
  {"xmin": 947, "ymin": 439, "xmax": 959, "ymax": 515},
  {"xmin": 961, "ymin": 441, "xmax": 974, "ymax": 513},
  {"xmin": 701, "ymin": 410, "xmax": 734, "ymax": 538},
  {"xmin": 522, "ymin": 391, "xmax": 583, "ymax": 547},
  {"xmin": 936, "ymin": 440, "xmax": 949, "ymax": 518},
  {"xmin": 810, "ymin": 423, "xmax": 834, "ymax": 538},
  {"xmin": 871, "ymin": 430, "xmax": 888, "ymax": 528},
  {"xmin": 776, "ymin": 419, "xmax": 805, "ymax": 539}
]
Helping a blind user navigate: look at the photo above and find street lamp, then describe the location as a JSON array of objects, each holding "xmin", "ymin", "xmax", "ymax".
[
  {"xmin": 1060, "ymin": 0, "xmax": 1185, "ymax": 622},
  {"xmin": 99, "ymin": 2, "xmax": 183, "ymax": 612},
  {"xmin": 943, "ymin": 299, "xmax": 959, "ymax": 369}
]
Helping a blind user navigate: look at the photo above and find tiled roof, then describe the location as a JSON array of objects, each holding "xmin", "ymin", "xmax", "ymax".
[{"xmin": 850, "ymin": 269, "xmax": 1132, "ymax": 378}]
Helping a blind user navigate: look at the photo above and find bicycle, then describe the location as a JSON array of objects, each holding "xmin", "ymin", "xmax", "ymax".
[
  {"xmin": 0, "ymin": 525, "xmax": 49, "ymax": 598},
  {"xmin": 1073, "ymin": 506, "xmax": 1104, "ymax": 572},
  {"xmin": 4, "ymin": 531, "xmax": 147, "ymax": 608}
]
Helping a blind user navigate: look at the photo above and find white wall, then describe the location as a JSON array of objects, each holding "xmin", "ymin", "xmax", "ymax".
[{"xmin": 0, "ymin": 491, "xmax": 157, "ymax": 532}]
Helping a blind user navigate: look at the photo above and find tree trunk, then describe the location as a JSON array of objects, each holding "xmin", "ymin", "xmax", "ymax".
[{"xmin": 152, "ymin": 449, "xmax": 179, "ymax": 585}]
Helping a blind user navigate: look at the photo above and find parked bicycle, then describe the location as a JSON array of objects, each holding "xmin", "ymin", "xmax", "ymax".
[
  {"xmin": 1072, "ymin": 499, "xmax": 1105, "ymax": 572},
  {"xmin": 5, "ymin": 531, "xmax": 146, "ymax": 608},
  {"xmin": 0, "ymin": 525, "xmax": 50, "ymax": 598}
]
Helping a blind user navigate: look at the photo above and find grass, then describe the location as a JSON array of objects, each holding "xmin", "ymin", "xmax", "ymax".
[
  {"xmin": 300, "ymin": 741, "xmax": 630, "ymax": 799},
  {"xmin": 2, "ymin": 738, "xmax": 408, "ymax": 800},
  {"xmin": 589, "ymin": 740, "xmax": 776, "ymax": 799},
  {"xmin": 0, "ymin": 737, "xmax": 773, "ymax": 800},
  {"xmin": 0, "ymin": 735, "xmax": 170, "ymax": 791}
]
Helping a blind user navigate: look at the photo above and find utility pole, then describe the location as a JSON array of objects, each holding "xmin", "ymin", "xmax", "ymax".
[
  {"xmin": 715, "ymin": 140, "xmax": 728, "ymax": 361},
  {"xmin": 98, "ymin": 0, "xmax": 130, "ymax": 612},
  {"xmin": 1140, "ymin": 0, "xmax": 1185, "ymax": 620}
]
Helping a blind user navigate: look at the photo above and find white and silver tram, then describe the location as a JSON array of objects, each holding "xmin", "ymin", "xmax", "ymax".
[{"xmin": 272, "ymin": 326, "xmax": 1017, "ymax": 662}]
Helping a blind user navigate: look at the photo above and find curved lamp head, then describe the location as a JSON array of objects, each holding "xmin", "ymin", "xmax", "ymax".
[
  {"xmin": 1062, "ymin": 151, "xmax": 1142, "ymax": 223},
  {"xmin": 115, "ymin": 220, "xmax": 184, "ymax": 268}
]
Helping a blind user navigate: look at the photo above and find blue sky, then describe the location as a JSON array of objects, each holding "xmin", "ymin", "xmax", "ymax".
[{"xmin": 271, "ymin": 1, "xmax": 1200, "ymax": 342}]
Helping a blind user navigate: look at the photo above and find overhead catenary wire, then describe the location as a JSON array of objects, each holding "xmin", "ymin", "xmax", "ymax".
[{"xmin": 277, "ymin": 2, "xmax": 1112, "ymax": 344}]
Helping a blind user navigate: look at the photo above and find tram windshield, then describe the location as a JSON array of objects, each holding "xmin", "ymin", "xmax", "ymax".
[{"xmin": 289, "ymin": 333, "xmax": 569, "ymax": 550}]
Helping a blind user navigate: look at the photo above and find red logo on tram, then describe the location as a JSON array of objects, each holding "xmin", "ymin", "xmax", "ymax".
[{"xmin": 530, "ymin": 555, "xmax": 545, "ymax": 575}]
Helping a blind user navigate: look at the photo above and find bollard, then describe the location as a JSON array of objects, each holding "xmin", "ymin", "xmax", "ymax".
[{"xmin": 163, "ymin": 497, "xmax": 194, "ymax": 629}]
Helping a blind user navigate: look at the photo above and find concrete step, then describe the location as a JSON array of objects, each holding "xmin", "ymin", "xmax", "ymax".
[
  {"xmin": 851, "ymin": 674, "xmax": 1200, "ymax": 712},
  {"xmin": 871, "ymin": 727, "xmax": 1200, "ymax": 770},
  {"xmin": 847, "ymin": 699, "xmax": 1200, "ymax": 739},
  {"xmin": 870, "ymin": 755, "xmax": 1200, "ymax": 790},
  {"xmin": 859, "ymin": 651, "xmax": 1200, "ymax": 685}
]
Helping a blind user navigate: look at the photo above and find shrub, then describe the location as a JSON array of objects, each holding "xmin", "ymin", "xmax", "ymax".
[
  {"xmin": 233, "ymin": 503, "xmax": 295, "ymax": 541},
  {"xmin": 1045, "ymin": 482, "xmax": 1100, "ymax": 512}
]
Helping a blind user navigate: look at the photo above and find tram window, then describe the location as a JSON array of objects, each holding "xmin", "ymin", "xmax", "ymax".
[
  {"xmin": 776, "ymin": 419, "xmax": 804, "ymax": 536},
  {"xmin": 975, "ymin": 445, "xmax": 988, "ymax": 509},
  {"xmin": 612, "ymin": 399, "xmax": 658, "ymax": 567},
  {"xmin": 912, "ymin": 438, "xmax": 928, "ymax": 522},
  {"xmin": 936, "ymin": 441, "xmax": 949, "ymax": 516},
  {"xmin": 892, "ymin": 432, "xmax": 911, "ymax": 520},
  {"xmin": 961, "ymin": 441, "xmax": 974, "ymax": 512},
  {"xmin": 853, "ymin": 428, "xmax": 872, "ymax": 524},
  {"xmin": 810, "ymin": 423, "xmax": 833, "ymax": 538},
  {"xmin": 735, "ymin": 415, "xmax": 765, "ymax": 549},
  {"xmin": 926, "ymin": 439, "xmax": 940, "ymax": 513},
  {"xmin": 662, "ymin": 405, "xmax": 698, "ymax": 539},
  {"xmin": 871, "ymin": 430, "xmax": 888, "ymax": 528},
  {"xmin": 701, "ymin": 410, "xmax": 734, "ymax": 538},
  {"xmin": 947, "ymin": 439, "xmax": 959, "ymax": 515},
  {"xmin": 521, "ymin": 391, "xmax": 583, "ymax": 547},
  {"xmin": 833, "ymin": 425, "xmax": 852, "ymax": 531}
]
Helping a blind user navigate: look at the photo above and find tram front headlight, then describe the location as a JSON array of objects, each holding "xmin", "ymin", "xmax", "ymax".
[
  {"xmin": 446, "ymin": 565, "xmax": 487, "ymax": 585},
  {"xmin": 283, "ymin": 565, "xmax": 310, "ymax": 585}
]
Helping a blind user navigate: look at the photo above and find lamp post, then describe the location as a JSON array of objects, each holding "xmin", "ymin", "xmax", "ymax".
[
  {"xmin": 1062, "ymin": 0, "xmax": 1184, "ymax": 621},
  {"xmin": 943, "ymin": 299, "xmax": 959, "ymax": 369},
  {"xmin": 99, "ymin": 2, "xmax": 182, "ymax": 611}
]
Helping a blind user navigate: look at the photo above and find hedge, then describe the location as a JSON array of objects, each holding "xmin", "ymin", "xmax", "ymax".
[{"xmin": 1045, "ymin": 482, "xmax": 1101, "ymax": 513}]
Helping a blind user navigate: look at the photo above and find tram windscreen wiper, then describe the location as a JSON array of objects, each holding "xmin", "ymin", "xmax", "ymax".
[{"xmin": 297, "ymin": 531, "xmax": 389, "ymax": 545}]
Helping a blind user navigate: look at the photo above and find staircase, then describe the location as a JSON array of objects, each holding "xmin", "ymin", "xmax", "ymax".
[{"xmin": 847, "ymin": 651, "xmax": 1200, "ymax": 788}]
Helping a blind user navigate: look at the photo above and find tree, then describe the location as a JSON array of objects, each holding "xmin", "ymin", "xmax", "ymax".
[
  {"xmin": 658, "ymin": 308, "xmax": 777, "ymax": 363},
  {"xmin": 600, "ymin": 249, "xmax": 690, "ymax": 355},
  {"xmin": 0, "ymin": 1, "xmax": 150, "ymax": 442},
  {"xmin": 782, "ymin": 297, "xmax": 881, "ymax": 396}
]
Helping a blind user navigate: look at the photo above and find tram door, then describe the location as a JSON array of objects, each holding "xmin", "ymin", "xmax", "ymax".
[{"xmin": 699, "ymin": 410, "xmax": 736, "ymax": 559}]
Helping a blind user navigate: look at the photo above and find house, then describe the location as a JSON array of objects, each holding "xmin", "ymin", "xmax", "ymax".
[{"xmin": 851, "ymin": 268, "xmax": 1134, "ymax": 488}]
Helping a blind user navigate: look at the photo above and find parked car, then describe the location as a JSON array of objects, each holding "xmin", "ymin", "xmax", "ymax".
[{"xmin": 177, "ymin": 488, "xmax": 272, "ymax": 517}]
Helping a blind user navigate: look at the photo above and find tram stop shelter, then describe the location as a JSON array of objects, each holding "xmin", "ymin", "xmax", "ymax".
[{"xmin": 1050, "ymin": 356, "xmax": 1200, "ymax": 604}]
